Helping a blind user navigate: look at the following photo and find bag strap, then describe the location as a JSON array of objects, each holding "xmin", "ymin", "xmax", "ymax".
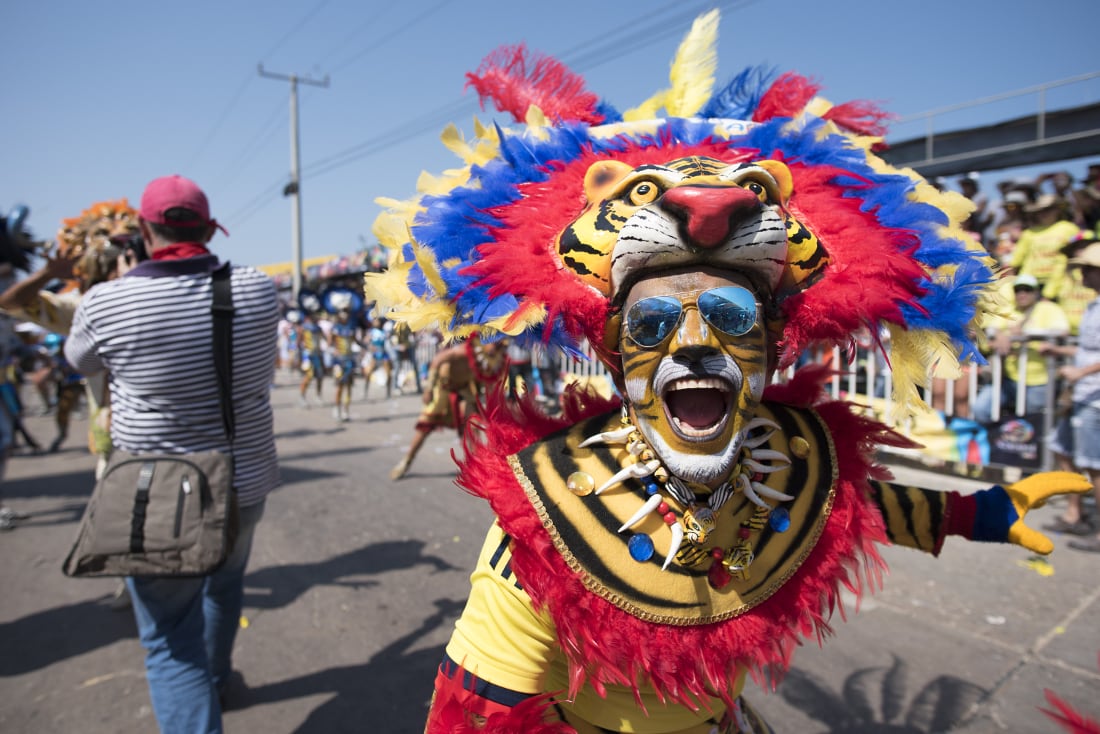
[{"xmin": 212, "ymin": 263, "xmax": 236, "ymax": 442}]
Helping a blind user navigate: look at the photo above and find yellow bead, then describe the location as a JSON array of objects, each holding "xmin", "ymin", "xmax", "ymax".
[
  {"xmin": 789, "ymin": 436, "xmax": 810, "ymax": 459},
  {"xmin": 566, "ymin": 471, "xmax": 595, "ymax": 496}
]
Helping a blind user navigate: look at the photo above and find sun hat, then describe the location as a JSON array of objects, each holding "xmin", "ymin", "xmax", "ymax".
[
  {"xmin": 1013, "ymin": 274, "xmax": 1040, "ymax": 290},
  {"xmin": 1024, "ymin": 193, "xmax": 1059, "ymax": 213},
  {"xmin": 139, "ymin": 175, "xmax": 228, "ymax": 235},
  {"xmin": 1067, "ymin": 241, "xmax": 1100, "ymax": 269}
]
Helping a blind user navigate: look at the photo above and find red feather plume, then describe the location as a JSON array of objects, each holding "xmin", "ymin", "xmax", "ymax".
[
  {"xmin": 465, "ymin": 44, "xmax": 605, "ymax": 125},
  {"xmin": 753, "ymin": 72, "xmax": 820, "ymax": 122}
]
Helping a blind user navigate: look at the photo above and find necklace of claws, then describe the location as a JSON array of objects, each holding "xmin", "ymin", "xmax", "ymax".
[{"xmin": 579, "ymin": 411, "xmax": 793, "ymax": 577}]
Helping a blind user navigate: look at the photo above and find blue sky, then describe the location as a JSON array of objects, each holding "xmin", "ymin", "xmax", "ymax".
[{"xmin": 3, "ymin": 0, "xmax": 1098, "ymax": 269}]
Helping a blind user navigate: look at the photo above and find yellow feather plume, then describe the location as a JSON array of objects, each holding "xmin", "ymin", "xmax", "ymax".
[
  {"xmin": 622, "ymin": 90, "xmax": 667, "ymax": 122},
  {"xmin": 440, "ymin": 118, "xmax": 500, "ymax": 167},
  {"xmin": 371, "ymin": 198, "xmax": 417, "ymax": 249},
  {"xmin": 885, "ymin": 324, "xmax": 955, "ymax": 423},
  {"xmin": 665, "ymin": 8, "xmax": 718, "ymax": 117},
  {"xmin": 622, "ymin": 9, "xmax": 717, "ymax": 120}
]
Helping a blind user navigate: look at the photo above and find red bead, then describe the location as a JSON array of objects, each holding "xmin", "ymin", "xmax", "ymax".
[
  {"xmin": 753, "ymin": 472, "xmax": 764, "ymax": 482},
  {"xmin": 711, "ymin": 547, "xmax": 725, "ymax": 560},
  {"xmin": 657, "ymin": 502, "xmax": 669, "ymax": 515},
  {"xmin": 663, "ymin": 512, "xmax": 677, "ymax": 525},
  {"xmin": 739, "ymin": 527, "xmax": 752, "ymax": 539},
  {"xmin": 708, "ymin": 561, "xmax": 732, "ymax": 589}
]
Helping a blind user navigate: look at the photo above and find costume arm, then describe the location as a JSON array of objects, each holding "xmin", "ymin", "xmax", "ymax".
[
  {"xmin": 870, "ymin": 472, "xmax": 1092, "ymax": 556},
  {"xmin": 427, "ymin": 522, "xmax": 570, "ymax": 733},
  {"xmin": 0, "ymin": 253, "xmax": 75, "ymax": 316}
]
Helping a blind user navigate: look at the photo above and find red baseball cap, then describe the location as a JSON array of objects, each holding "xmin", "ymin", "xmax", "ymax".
[{"xmin": 139, "ymin": 174, "xmax": 229, "ymax": 236}]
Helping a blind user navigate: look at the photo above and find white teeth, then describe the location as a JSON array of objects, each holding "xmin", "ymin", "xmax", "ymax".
[
  {"xmin": 671, "ymin": 415, "xmax": 725, "ymax": 438},
  {"xmin": 666, "ymin": 378, "xmax": 730, "ymax": 392}
]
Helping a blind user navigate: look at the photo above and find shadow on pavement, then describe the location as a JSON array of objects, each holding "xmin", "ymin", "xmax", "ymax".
[
  {"xmin": 777, "ymin": 655, "xmax": 986, "ymax": 732},
  {"xmin": 1, "ymin": 468, "xmax": 94, "ymax": 499},
  {"xmin": 0, "ymin": 595, "xmax": 134, "ymax": 676},
  {"xmin": 235, "ymin": 597, "xmax": 463, "ymax": 734},
  {"xmin": 244, "ymin": 539, "xmax": 457, "ymax": 610}
]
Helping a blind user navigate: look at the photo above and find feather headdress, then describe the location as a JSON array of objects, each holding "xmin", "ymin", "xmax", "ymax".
[{"xmin": 365, "ymin": 9, "xmax": 996, "ymax": 419}]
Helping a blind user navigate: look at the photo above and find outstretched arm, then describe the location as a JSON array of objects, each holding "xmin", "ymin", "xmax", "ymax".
[{"xmin": 870, "ymin": 471, "xmax": 1093, "ymax": 556}]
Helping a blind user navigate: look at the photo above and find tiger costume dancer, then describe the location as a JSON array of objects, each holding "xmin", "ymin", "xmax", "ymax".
[{"xmin": 365, "ymin": 12, "xmax": 1092, "ymax": 733}]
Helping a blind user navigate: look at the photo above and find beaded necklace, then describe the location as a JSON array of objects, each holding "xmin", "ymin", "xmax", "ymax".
[{"xmin": 575, "ymin": 409, "xmax": 795, "ymax": 587}]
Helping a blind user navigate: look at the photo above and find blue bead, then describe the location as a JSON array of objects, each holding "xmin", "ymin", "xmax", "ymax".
[
  {"xmin": 769, "ymin": 507, "xmax": 791, "ymax": 533},
  {"xmin": 644, "ymin": 479, "xmax": 660, "ymax": 495},
  {"xmin": 628, "ymin": 533, "xmax": 655, "ymax": 562}
]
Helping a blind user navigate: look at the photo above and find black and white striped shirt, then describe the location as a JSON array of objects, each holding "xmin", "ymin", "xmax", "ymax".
[{"xmin": 65, "ymin": 256, "xmax": 279, "ymax": 506}]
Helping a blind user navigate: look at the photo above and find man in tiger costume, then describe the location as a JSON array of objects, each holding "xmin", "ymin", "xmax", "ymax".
[
  {"xmin": 0, "ymin": 199, "xmax": 139, "ymax": 457},
  {"xmin": 365, "ymin": 12, "xmax": 1092, "ymax": 733}
]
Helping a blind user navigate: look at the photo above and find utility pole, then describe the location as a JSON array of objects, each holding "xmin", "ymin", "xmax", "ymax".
[{"xmin": 258, "ymin": 65, "xmax": 330, "ymax": 300}]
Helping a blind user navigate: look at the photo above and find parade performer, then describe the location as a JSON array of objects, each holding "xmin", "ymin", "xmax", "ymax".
[
  {"xmin": 365, "ymin": 11, "xmax": 1092, "ymax": 733},
  {"xmin": 296, "ymin": 290, "xmax": 329, "ymax": 408},
  {"xmin": 322, "ymin": 285, "xmax": 365, "ymax": 422},
  {"xmin": 389, "ymin": 334, "xmax": 507, "ymax": 481},
  {"xmin": 362, "ymin": 316, "xmax": 394, "ymax": 401}
]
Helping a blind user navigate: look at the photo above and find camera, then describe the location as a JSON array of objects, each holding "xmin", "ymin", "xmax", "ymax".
[{"xmin": 110, "ymin": 233, "xmax": 148, "ymax": 263}]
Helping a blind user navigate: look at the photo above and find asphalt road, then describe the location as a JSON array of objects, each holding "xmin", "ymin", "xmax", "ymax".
[{"xmin": 1, "ymin": 375, "xmax": 1097, "ymax": 733}]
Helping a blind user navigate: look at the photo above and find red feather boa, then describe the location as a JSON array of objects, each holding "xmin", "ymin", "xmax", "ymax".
[{"xmin": 456, "ymin": 366, "xmax": 906, "ymax": 713}]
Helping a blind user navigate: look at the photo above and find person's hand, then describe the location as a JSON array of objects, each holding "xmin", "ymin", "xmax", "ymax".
[
  {"xmin": 43, "ymin": 246, "xmax": 77, "ymax": 280},
  {"xmin": 1058, "ymin": 365, "xmax": 1086, "ymax": 384},
  {"xmin": 992, "ymin": 330, "xmax": 1013, "ymax": 357},
  {"xmin": 115, "ymin": 251, "xmax": 135, "ymax": 277}
]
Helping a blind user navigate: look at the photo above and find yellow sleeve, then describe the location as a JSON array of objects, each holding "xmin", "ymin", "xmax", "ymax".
[
  {"xmin": 869, "ymin": 481, "xmax": 949, "ymax": 555},
  {"xmin": 446, "ymin": 521, "xmax": 558, "ymax": 694}
]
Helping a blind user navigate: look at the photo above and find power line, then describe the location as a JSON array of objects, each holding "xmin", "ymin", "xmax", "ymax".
[
  {"xmin": 192, "ymin": 0, "xmax": 333, "ymax": 167},
  {"xmin": 314, "ymin": 4, "xmax": 398, "ymax": 71},
  {"xmin": 229, "ymin": 0, "xmax": 755, "ymax": 229},
  {"xmin": 328, "ymin": 0, "xmax": 455, "ymax": 74},
  {"xmin": 301, "ymin": 0, "xmax": 754, "ymax": 181}
]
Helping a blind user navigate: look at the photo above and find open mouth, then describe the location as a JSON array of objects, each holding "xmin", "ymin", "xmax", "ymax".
[{"xmin": 663, "ymin": 377, "xmax": 733, "ymax": 440}]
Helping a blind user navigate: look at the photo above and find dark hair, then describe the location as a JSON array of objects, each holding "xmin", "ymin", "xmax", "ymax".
[{"xmin": 148, "ymin": 207, "xmax": 211, "ymax": 243}]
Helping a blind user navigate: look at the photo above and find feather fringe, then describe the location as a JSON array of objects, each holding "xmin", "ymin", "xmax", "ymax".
[
  {"xmin": 456, "ymin": 367, "xmax": 894, "ymax": 712},
  {"xmin": 1039, "ymin": 688, "xmax": 1100, "ymax": 734}
]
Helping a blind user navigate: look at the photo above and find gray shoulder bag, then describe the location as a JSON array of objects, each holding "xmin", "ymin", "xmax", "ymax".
[{"xmin": 62, "ymin": 263, "xmax": 240, "ymax": 577}]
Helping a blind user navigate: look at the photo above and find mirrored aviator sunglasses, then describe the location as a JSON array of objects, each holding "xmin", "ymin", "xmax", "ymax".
[{"xmin": 624, "ymin": 285, "xmax": 758, "ymax": 348}]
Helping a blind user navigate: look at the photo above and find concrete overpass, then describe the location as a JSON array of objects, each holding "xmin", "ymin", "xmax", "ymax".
[{"xmin": 880, "ymin": 71, "xmax": 1100, "ymax": 178}]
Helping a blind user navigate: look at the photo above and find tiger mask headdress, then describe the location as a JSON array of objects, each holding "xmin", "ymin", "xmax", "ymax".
[
  {"xmin": 57, "ymin": 199, "xmax": 139, "ymax": 292},
  {"xmin": 366, "ymin": 9, "xmax": 996, "ymax": 419},
  {"xmin": 557, "ymin": 155, "xmax": 828, "ymax": 306}
]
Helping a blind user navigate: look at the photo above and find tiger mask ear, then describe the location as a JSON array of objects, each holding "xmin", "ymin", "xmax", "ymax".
[{"xmin": 555, "ymin": 160, "xmax": 636, "ymax": 296}]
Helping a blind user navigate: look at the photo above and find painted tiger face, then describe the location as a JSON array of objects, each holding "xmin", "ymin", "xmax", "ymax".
[
  {"xmin": 619, "ymin": 267, "xmax": 768, "ymax": 488},
  {"xmin": 555, "ymin": 156, "xmax": 828, "ymax": 303}
]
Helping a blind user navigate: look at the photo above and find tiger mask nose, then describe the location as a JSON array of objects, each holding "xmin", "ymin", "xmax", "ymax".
[{"xmin": 659, "ymin": 186, "xmax": 763, "ymax": 248}]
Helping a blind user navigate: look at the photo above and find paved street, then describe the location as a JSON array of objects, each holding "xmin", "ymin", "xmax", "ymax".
[{"xmin": 1, "ymin": 376, "xmax": 1097, "ymax": 733}]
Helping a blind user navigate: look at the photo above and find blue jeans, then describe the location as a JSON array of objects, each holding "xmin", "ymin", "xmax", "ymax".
[{"xmin": 127, "ymin": 501, "xmax": 265, "ymax": 734}]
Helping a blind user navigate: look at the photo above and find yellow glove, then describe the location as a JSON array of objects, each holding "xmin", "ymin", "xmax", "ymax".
[{"xmin": 1000, "ymin": 471, "xmax": 1093, "ymax": 555}]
